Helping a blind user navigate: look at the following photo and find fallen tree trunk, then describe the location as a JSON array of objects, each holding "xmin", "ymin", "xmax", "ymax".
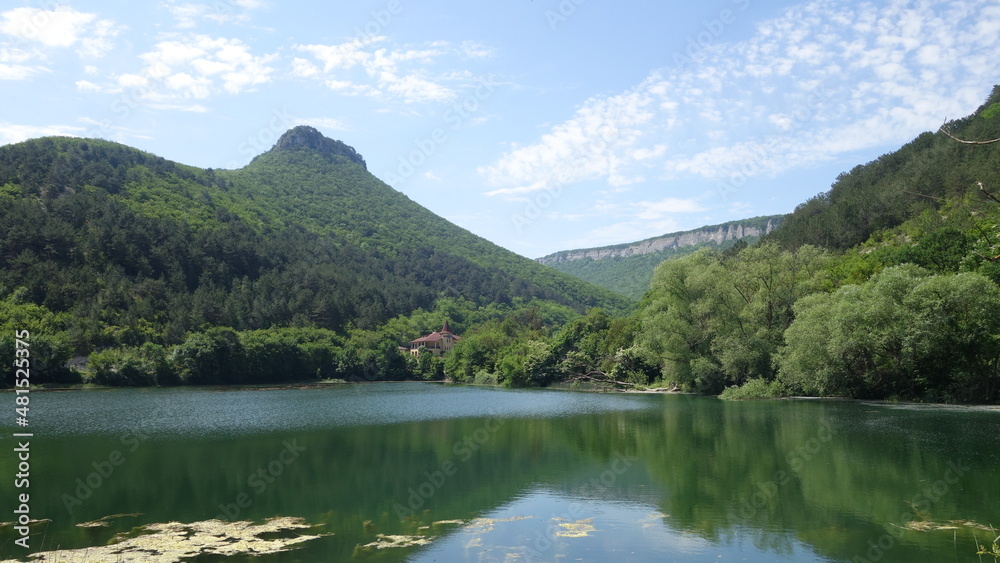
[{"xmin": 565, "ymin": 370, "xmax": 637, "ymax": 388}]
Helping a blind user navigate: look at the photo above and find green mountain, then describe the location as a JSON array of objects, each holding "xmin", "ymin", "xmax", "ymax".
[
  {"xmin": 623, "ymin": 85, "xmax": 1000, "ymax": 402},
  {"xmin": 766, "ymin": 85, "xmax": 1000, "ymax": 250},
  {"xmin": 432, "ymin": 86, "xmax": 1000, "ymax": 402},
  {"xmin": 0, "ymin": 127, "xmax": 630, "ymax": 378},
  {"xmin": 537, "ymin": 215, "xmax": 784, "ymax": 299},
  {"xmin": 542, "ymin": 85, "xmax": 1000, "ymax": 301}
]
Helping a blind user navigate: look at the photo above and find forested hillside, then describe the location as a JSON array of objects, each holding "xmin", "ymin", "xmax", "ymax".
[
  {"xmin": 766, "ymin": 89, "xmax": 1000, "ymax": 250},
  {"xmin": 538, "ymin": 216, "xmax": 783, "ymax": 299},
  {"xmin": 437, "ymin": 86, "xmax": 1000, "ymax": 404},
  {"xmin": 0, "ymin": 127, "xmax": 628, "ymax": 385},
  {"xmin": 5, "ymin": 86, "xmax": 999, "ymax": 403}
]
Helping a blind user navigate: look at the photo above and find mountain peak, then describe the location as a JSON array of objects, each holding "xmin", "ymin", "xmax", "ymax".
[{"xmin": 271, "ymin": 126, "xmax": 367, "ymax": 170}]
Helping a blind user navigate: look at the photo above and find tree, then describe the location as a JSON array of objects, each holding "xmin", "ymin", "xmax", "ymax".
[
  {"xmin": 412, "ymin": 346, "xmax": 445, "ymax": 380},
  {"xmin": 777, "ymin": 265, "xmax": 1000, "ymax": 401},
  {"xmin": 170, "ymin": 327, "xmax": 245, "ymax": 384},
  {"xmin": 0, "ymin": 289, "xmax": 75, "ymax": 385},
  {"xmin": 89, "ymin": 343, "xmax": 176, "ymax": 386},
  {"xmin": 636, "ymin": 250, "xmax": 717, "ymax": 390},
  {"xmin": 636, "ymin": 244, "xmax": 830, "ymax": 392},
  {"xmin": 241, "ymin": 329, "xmax": 310, "ymax": 383}
]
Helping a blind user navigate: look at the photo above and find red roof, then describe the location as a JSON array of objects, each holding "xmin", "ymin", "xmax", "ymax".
[{"xmin": 410, "ymin": 322, "xmax": 460, "ymax": 344}]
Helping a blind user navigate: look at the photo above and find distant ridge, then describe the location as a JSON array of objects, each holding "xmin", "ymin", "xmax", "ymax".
[
  {"xmin": 538, "ymin": 216, "xmax": 783, "ymax": 264},
  {"xmin": 537, "ymin": 215, "xmax": 784, "ymax": 299}
]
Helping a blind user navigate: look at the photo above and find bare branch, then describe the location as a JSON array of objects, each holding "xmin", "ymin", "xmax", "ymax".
[
  {"xmin": 902, "ymin": 191, "xmax": 945, "ymax": 202},
  {"xmin": 565, "ymin": 370, "xmax": 637, "ymax": 388},
  {"xmin": 973, "ymin": 221, "xmax": 996, "ymax": 248},
  {"xmin": 979, "ymin": 182, "xmax": 1000, "ymax": 205},
  {"xmin": 973, "ymin": 251, "xmax": 1000, "ymax": 263},
  {"xmin": 970, "ymin": 182, "xmax": 1000, "ymax": 259},
  {"xmin": 939, "ymin": 120, "xmax": 1000, "ymax": 145}
]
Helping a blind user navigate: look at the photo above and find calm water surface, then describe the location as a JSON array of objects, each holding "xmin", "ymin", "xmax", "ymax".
[{"xmin": 1, "ymin": 382, "xmax": 998, "ymax": 562}]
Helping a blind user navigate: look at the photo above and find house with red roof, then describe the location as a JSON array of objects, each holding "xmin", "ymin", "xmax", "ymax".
[{"xmin": 408, "ymin": 321, "xmax": 460, "ymax": 356}]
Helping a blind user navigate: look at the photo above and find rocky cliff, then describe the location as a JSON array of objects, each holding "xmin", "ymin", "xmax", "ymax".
[
  {"xmin": 269, "ymin": 125, "xmax": 367, "ymax": 170},
  {"xmin": 538, "ymin": 216, "xmax": 783, "ymax": 264}
]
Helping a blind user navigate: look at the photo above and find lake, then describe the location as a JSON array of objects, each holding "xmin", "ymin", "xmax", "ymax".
[{"xmin": 1, "ymin": 382, "xmax": 998, "ymax": 562}]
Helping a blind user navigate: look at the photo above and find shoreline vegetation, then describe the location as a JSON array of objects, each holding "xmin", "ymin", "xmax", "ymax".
[{"xmin": 2, "ymin": 89, "xmax": 1000, "ymax": 404}]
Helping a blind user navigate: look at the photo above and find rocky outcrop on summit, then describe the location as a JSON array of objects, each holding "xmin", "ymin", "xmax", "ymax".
[
  {"xmin": 271, "ymin": 126, "xmax": 367, "ymax": 170},
  {"xmin": 538, "ymin": 216, "xmax": 783, "ymax": 264}
]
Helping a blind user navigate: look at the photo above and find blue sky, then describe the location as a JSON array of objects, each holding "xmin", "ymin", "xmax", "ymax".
[{"xmin": 1, "ymin": 0, "xmax": 999, "ymax": 258}]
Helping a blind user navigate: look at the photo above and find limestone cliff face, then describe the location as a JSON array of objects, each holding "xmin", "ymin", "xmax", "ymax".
[
  {"xmin": 271, "ymin": 125, "xmax": 368, "ymax": 170},
  {"xmin": 537, "ymin": 216, "xmax": 783, "ymax": 264}
]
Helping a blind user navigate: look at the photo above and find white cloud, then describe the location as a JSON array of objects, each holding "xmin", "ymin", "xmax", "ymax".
[
  {"xmin": 727, "ymin": 201, "xmax": 753, "ymax": 215},
  {"xmin": 541, "ymin": 195, "xmax": 705, "ymax": 249},
  {"xmin": 77, "ymin": 118, "xmax": 154, "ymax": 142},
  {"xmin": 293, "ymin": 38, "xmax": 487, "ymax": 104},
  {"xmin": 384, "ymin": 73, "xmax": 454, "ymax": 104},
  {"xmin": 290, "ymin": 57, "xmax": 319, "ymax": 78},
  {"xmin": 117, "ymin": 73, "xmax": 149, "ymax": 88},
  {"xmin": 166, "ymin": 3, "xmax": 209, "ymax": 29},
  {"xmin": 0, "ymin": 62, "xmax": 45, "ymax": 80},
  {"xmin": 87, "ymin": 35, "xmax": 276, "ymax": 103},
  {"xmin": 0, "ymin": 46, "xmax": 30, "ymax": 64},
  {"xmin": 163, "ymin": 0, "xmax": 267, "ymax": 28},
  {"xmin": 1, "ymin": 7, "xmax": 95, "ymax": 48},
  {"xmin": 324, "ymin": 79, "xmax": 379, "ymax": 97},
  {"xmin": 480, "ymin": 83, "xmax": 660, "ymax": 196},
  {"xmin": 75, "ymin": 79, "xmax": 102, "ymax": 92},
  {"xmin": 149, "ymin": 102, "xmax": 209, "ymax": 113},
  {"xmin": 460, "ymin": 40, "xmax": 494, "ymax": 59},
  {"xmin": 632, "ymin": 144, "xmax": 668, "ymax": 161},
  {"xmin": 546, "ymin": 211, "xmax": 589, "ymax": 221},
  {"xmin": 0, "ymin": 6, "xmax": 119, "ymax": 57},
  {"xmin": 0, "ymin": 122, "xmax": 84, "ymax": 146},
  {"xmin": 480, "ymin": 0, "xmax": 1000, "ymax": 195},
  {"xmin": 634, "ymin": 197, "xmax": 706, "ymax": 220},
  {"xmin": 297, "ymin": 116, "xmax": 349, "ymax": 131},
  {"xmin": 296, "ymin": 37, "xmax": 379, "ymax": 72},
  {"xmin": 78, "ymin": 18, "xmax": 119, "ymax": 58},
  {"xmin": 566, "ymin": 217, "xmax": 683, "ymax": 250},
  {"xmin": 147, "ymin": 102, "xmax": 210, "ymax": 112}
]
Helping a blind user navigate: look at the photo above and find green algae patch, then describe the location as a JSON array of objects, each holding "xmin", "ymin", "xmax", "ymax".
[
  {"xmin": 353, "ymin": 533, "xmax": 433, "ymax": 556},
  {"xmin": 77, "ymin": 513, "xmax": 144, "ymax": 528},
  {"xmin": 642, "ymin": 511, "xmax": 669, "ymax": 528},
  {"xmin": 464, "ymin": 515, "xmax": 534, "ymax": 534},
  {"xmin": 553, "ymin": 517, "xmax": 596, "ymax": 538},
  {"xmin": 361, "ymin": 533, "xmax": 432, "ymax": 549},
  {"xmin": 4, "ymin": 516, "xmax": 328, "ymax": 562},
  {"xmin": 900, "ymin": 519, "xmax": 993, "ymax": 532}
]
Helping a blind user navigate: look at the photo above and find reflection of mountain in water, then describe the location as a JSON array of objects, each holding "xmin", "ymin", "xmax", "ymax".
[{"xmin": 2, "ymin": 385, "xmax": 997, "ymax": 562}]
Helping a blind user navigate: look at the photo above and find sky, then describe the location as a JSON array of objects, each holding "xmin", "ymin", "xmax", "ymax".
[{"xmin": 1, "ymin": 0, "xmax": 999, "ymax": 258}]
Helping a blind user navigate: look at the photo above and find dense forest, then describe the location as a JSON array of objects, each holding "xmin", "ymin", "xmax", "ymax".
[
  {"xmin": 3, "ymin": 86, "xmax": 1000, "ymax": 404},
  {"xmin": 0, "ymin": 127, "xmax": 627, "ymax": 386},
  {"xmin": 442, "ymin": 85, "xmax": 1000, "ymax": 404}
]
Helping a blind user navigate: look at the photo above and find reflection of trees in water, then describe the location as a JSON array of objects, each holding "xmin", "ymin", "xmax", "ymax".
[{"xmin": 4, "ymin": 398, "xmax": 997, "ymax": 562}]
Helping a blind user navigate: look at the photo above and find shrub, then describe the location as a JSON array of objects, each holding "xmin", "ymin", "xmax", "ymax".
[
  {"xmin": 89, "ymin": 343, "xmax": 176, "ymax": 386},
  {"xmin": 719, "ymin": 377, "xmax": 789, "ymax": 400}
]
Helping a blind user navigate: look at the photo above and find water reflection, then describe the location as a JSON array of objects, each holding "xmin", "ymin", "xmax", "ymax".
[
  {"xmin": 407, "ymin": 489, "xmax": 831, "ymax": 563},
  {"xmin": 0, "ymin": 384, "xmax": 997, "ymax": 562}
]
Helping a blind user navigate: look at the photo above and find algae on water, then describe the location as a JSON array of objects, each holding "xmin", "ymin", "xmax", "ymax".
[{"xmin": 2, "ymin": 516, "xmax": 328, "ymax": 562}]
